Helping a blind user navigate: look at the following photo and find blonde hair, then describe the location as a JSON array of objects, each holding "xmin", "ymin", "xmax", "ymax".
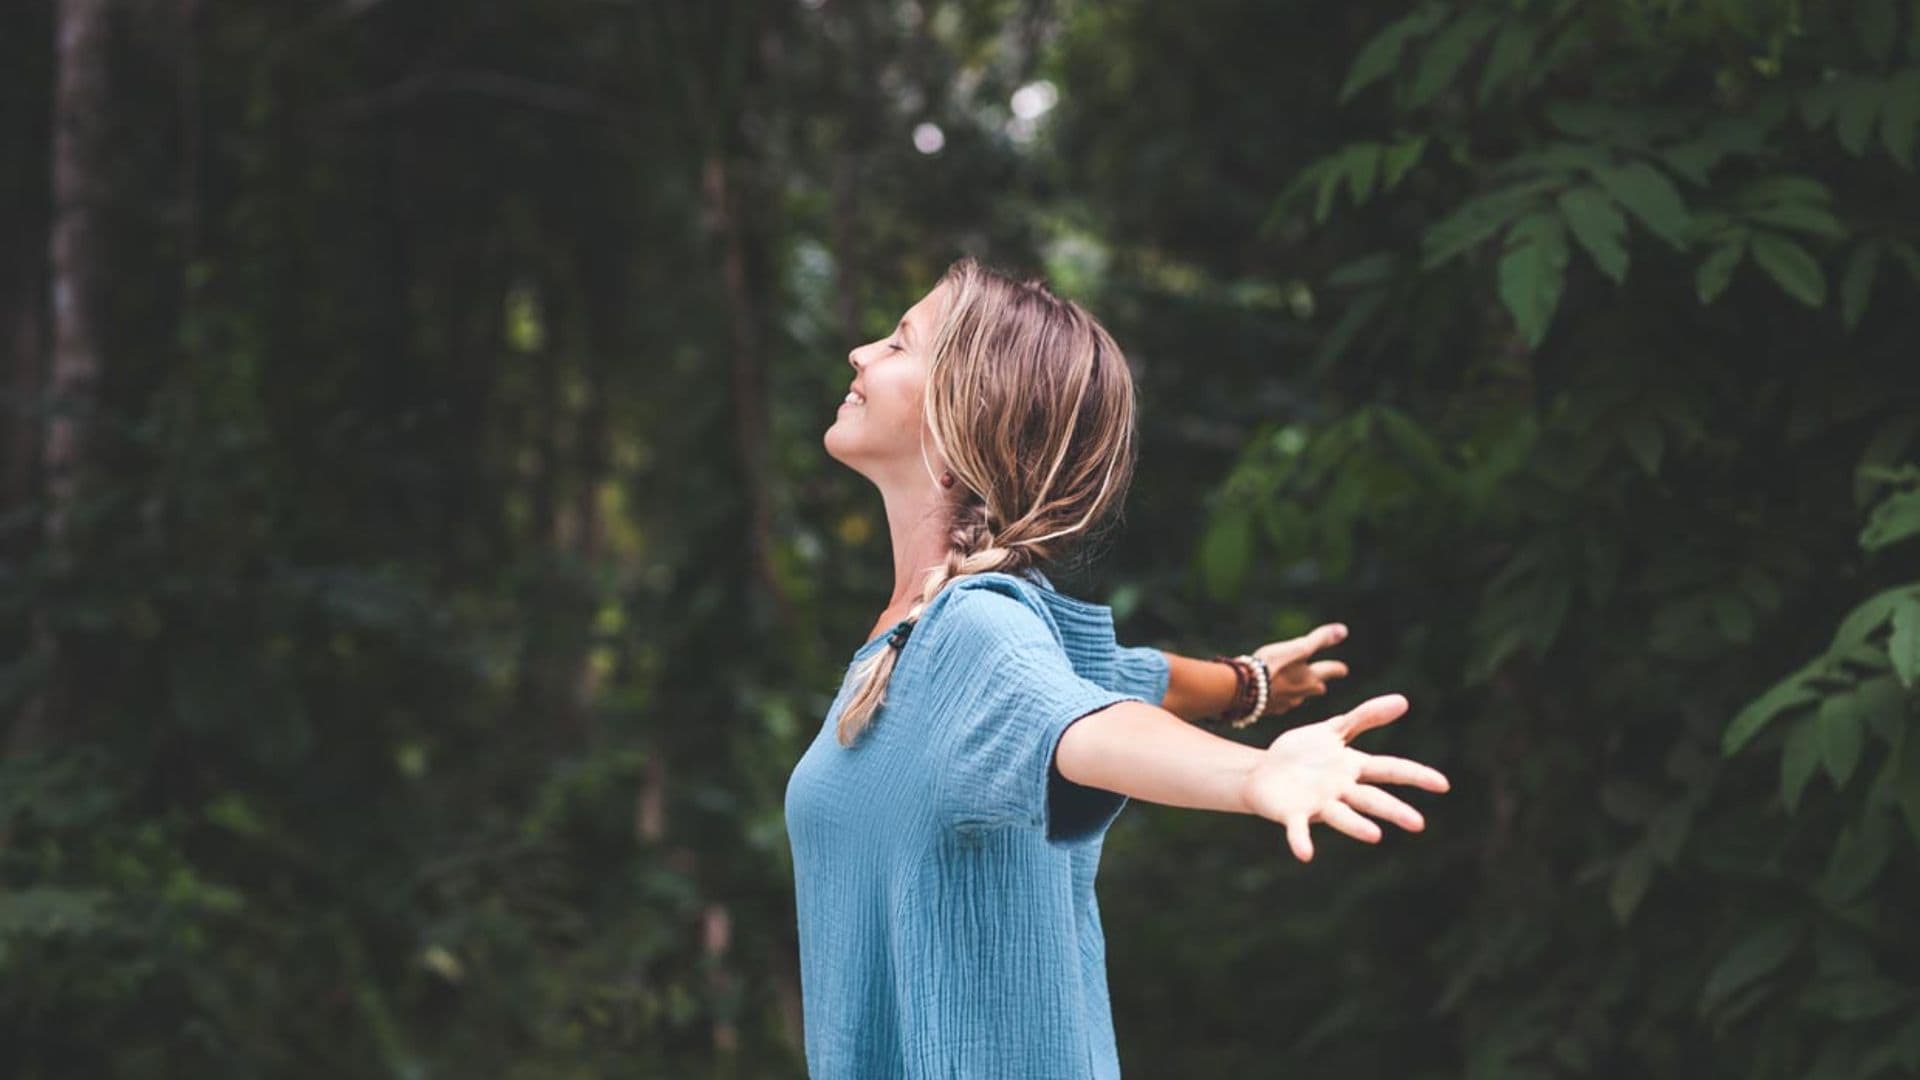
[{"xmin": 836, "ymin": 255, "xmax": 1141, "ymax": 746}]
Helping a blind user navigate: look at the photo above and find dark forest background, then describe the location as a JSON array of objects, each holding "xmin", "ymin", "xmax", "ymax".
[{"xmin": 3, "ymin": 0, "xmax": 1919, "ymax": 1076}]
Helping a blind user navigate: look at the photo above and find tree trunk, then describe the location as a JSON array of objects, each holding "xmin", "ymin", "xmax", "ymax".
[
  {"xmin": 704, "ymin": 151, "xmax": 786, "ymax": 629},
  {"xmin": 16, "ymin": 0, "xmax": 108, "ymax": 754}
]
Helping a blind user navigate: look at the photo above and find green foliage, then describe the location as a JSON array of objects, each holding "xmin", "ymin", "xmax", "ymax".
[{"xmin": 1059, "ymin": 0, "xmax": 1920, "ymax": 1074}]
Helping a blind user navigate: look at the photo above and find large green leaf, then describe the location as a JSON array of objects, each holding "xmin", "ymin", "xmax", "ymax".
[
  {"xmin": 1781, "ymin": 717, "xmax": 1822, "ymax": 812},
  {"xmin": 1841, "ymin": 242, "xmax": 1882, "ymax": 329},
  {"xmin": 1861, "ymin": 489, "xmax": 1920, "ymax": 549},
  {"xmin": 1836, "ymin": 77, "xmax": 1883, "ymax": 155},
  {"xmin": 1816, "ymin": 692, "xmax": 1865, "ymax": 787},
  {"xmin": 1476, "ymin": 21, "xmax": 1537, "ymax": 103},
  {"xmin": 1698, "ymin": 922, "xmax": 1801, "ymax": 1016},
  {"xmin": 1420, "ymin": 179, "xmax": 1558, "ymax": 268},
  {"xmin": 1743, "ymin": 201, "xmax": 1846, "ymax": 239},
  {"xmin": 1591, "ymin": 161, "xmax": 1692, "ymax": 249},
  {"xmin": 1382, "ymin": 135, "xmax": 1428, "ymax": 189},
  {"xmin": 1407, "ymin": 11, "xmax": 1497, "ymax": 107},
  {"xmin": 1890, "ymin": 598, "xmax": 1920, "ymax": 688},
  {"xmin": 1726, "ymin": 668, "xmax": 1819, "ymax": 754},
  {"xmin": 1695, "ymin": 239, "xmax": 1746, "ymax": 304},
  {"xmin": 1609, "ymin": 846, "xmax": 1654, "ymax": 925},
  {"xmin": 1750, "ymin": 232, "xmax": 1828, "ymax": 306},
  {"xmin": 1497, "ymin": 212, "xmax": 1569, "ymax": 348},
  {"xmin": 1556, "ymin": 187, "xmax": 1629, "ymax": 284},
  {"xmin": 1338, "ymin": 3, "xmax": 1447, "ymax": 103},
  {"xmin": 1820, "ymin": 810, "xmax": 1893, "ymax": 903}
]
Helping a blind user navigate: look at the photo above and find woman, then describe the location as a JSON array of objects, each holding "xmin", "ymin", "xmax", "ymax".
[{"xmin": 784, "ymin": 256, "xmax": 1451, "ymax": 1078}]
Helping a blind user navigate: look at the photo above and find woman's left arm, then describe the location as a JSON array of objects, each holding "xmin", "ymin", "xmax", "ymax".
[
  {"xmin": 1157, "ymin": 622, "xmax": 1354, "ymax": 724},
  {"xmin": 1054, "ymin": 691, "xmax": 1450, "ymax": 862}
]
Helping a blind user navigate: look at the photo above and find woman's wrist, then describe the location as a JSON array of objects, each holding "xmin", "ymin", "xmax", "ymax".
[{"xmin": 1207, "ymin": 653, "xmax": 1270, "ymax": 728}]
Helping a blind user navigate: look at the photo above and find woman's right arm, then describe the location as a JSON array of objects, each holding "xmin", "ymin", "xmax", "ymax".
[{"xmin": 1054, "ymin": 692, "xmax": 1451, "ymax": 862}]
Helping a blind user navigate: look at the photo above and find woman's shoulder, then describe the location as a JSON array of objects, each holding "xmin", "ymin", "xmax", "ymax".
[{"xmin": 921, "ymin": 571, "xmax": 1062, "ymax": 654}]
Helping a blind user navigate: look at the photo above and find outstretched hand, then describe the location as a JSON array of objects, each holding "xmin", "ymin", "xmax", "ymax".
[
  {"xmin": 1238, "ymin": 693, "xmax": 1450, "ymax": 862},
  {"xmin": 1252, "ymin": 623, "xmax": 1351, "ymax": 717}
]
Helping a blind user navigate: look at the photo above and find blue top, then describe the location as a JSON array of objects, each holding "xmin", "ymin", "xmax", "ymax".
[{"xmin": 784, "ymin": 567, "xmax": 1171, "ymax": 1078}]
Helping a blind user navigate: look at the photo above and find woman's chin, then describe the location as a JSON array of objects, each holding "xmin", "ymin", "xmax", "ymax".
[{"xmin": 823, "ymin": 420, "xmax": 857, "ymax": 460}]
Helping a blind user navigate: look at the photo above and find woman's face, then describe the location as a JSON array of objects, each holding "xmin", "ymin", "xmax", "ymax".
[{"xmin": 824, "ymin": 281, "xmax": 949, "ymax": 481}]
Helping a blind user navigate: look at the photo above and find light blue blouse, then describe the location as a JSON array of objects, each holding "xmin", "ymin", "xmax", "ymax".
[{"xmin": 783, "ymin": 568, "xmax": 1171, "ymax": 1078}]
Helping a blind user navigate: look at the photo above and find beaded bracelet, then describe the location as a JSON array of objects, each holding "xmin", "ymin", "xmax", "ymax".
[
  {"xmin": 1207, "ymin": 653, "xmax": 1271, "ymax": 728},
  {"xmin": 1228, "ymin": 653, "xmax": 1269, "ymax": 728},
  {"xmin": 1210, "ymin": 654, "xmax": 1253, "ymax": 719}
]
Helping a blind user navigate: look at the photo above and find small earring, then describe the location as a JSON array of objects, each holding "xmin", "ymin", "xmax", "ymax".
[{"xmin": 939, "ymin": 472, "xmax": 956, "ymax": 488}]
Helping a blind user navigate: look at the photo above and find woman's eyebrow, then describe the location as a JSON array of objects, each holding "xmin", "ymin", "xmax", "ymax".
[{"xmin": 898, "ymin": 316, "xmax": 914, "ymax": 344}]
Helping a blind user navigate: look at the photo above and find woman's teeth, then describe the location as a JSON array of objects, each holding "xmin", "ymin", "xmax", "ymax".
[{"xmin": 843, "ymin": 391, "xmax": 865, "ymax": 405}]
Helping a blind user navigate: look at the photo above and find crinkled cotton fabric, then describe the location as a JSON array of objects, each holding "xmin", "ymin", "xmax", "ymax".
[{"xmin": 784, "ymin": 568, "xmax": 1171, "ymax": 1079}]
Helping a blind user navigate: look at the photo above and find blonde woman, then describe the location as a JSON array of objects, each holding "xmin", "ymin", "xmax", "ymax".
[{"xmin": 785, "ymin": 256, "xmax": 1451, "ymax": 1078}]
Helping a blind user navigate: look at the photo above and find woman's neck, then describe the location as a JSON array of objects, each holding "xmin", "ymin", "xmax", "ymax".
[{"xmin": 876, "ymin": 481, "xmax": 957, "ymax": 611}]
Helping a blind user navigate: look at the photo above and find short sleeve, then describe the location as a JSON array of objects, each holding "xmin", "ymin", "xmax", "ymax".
[
  {"xmin": 925, "ymin": 584, "xmax": 1140, "ymax": 848},
  {"xmin": 1110, "ymin": 643, "xmax": 1170, "ymax": 707}
]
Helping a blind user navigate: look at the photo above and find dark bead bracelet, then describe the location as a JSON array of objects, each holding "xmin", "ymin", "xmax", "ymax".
[{"xmin": 1206, "ymin": 653, "xmax": 1258, "ymax": 725}]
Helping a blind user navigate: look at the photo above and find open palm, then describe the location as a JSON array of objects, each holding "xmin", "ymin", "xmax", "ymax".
[{"xmin": 1238, "ymin": 693, "xmax": 1451, "ymax": 862}]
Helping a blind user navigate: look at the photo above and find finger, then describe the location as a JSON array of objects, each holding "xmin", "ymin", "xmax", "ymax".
[
  {"xmin": 1319, "ymin": 800, "xmax": 1383, "ymax": 844},
  {"xmin": 1344, "ymin": 783, "xmax": 1425, "ymax": 831},
  {"xmin": 1267, "ymin": 624, "xmax": 1348, "ymax": 666},
  {"xmin": 1309, "ymin": 660, "xmax": 1349, "ymax": 682},
  {"xmin": 1356, "ymin": 754, "xmax": 1451, "ymax": 793},
  {"xmin": 1334, "ymin": 693, "xmax": 1409, "ymax": 740},
  {"xmin": 1285, "ymin": 815, "xmax": 1314, "ymax": 863}
]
